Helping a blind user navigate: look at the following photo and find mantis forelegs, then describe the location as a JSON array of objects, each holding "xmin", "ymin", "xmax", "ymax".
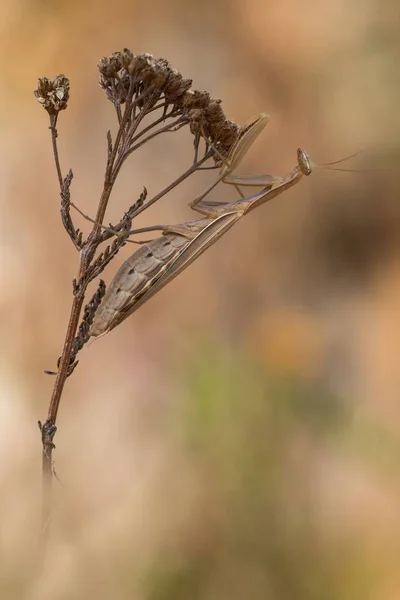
[{"xmin": 189, "ymin": 112, "xmax": 269, "ymax": 216}]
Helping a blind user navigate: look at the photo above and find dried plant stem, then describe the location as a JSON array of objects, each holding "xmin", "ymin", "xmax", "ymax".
[
  {"xmin": 49, "ymin": 113, "xmax": 63, "ymax": 188},
  {"xmin": 40, "ymin": 294, "xmax": 84, "ymax": 537},
  {"xmin": 34, "ymin": 50, "xmax": 245, "ymax": 543},
  {"xmin": 92, "ymin": 182, "xmax": 113, "ymax": 236},
  {"xmin": 40, "ymin": 118, "xmax": 117, "ymax": 535},
  {"xmin": 40, "ymin": 219, "xmax": 96, "ymax": 537},
  {"xmin": 131, "ymin": 152, "xmax": 213, "ymax": 219},
  {"xmin": 47, "ymin": 288, "xmax": 85, "ymax": 422},
  {"xmin": 39, "ymin": 115, "xmax": 163, "ymax": 534}
]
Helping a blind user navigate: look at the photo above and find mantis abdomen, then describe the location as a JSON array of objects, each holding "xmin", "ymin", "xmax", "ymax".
[{"xmin": 90, "ymin": 232, "xmax": 190, "ymax": 337}]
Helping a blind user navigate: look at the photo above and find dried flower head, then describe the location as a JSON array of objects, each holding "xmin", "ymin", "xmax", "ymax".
[
  {"xmin": 34, "ymin": 75, "xmax": 70, "ymax": 114},
  {"xmin": 96, "ymin": 49, "xmax": 242, "ymax": 168}
]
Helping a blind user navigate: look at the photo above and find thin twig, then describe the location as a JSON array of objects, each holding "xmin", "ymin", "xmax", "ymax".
[
  {"xmin": 49, "ymin": 113, "xmax": 63, "ymax": 189},
  {"xmin": 131, "ymin": 149, "xmax": 215, "ymax": 219}
]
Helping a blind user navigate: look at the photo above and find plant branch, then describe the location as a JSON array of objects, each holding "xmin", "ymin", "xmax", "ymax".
[
  {"xmin": 131, "ymin": 149, "xmax": 215, "ymax": 219},
  {"xmin": 34, "ymin": 49, "xmax": 243, "ymax": 544},
  {"xmin": 49, "ymin": 113, "xmax": 63, "ymax": 189}
]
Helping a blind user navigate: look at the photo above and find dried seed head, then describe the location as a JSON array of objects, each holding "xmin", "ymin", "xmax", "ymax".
[
  {"xmin": 121, "ymin": 47, "xmax": 134, "ymax": 72},
  {"xmin": 99, "ymin": 51, "xmax": 164, "ymax": 107},
  {"xmin": 205, "ymin": 99, "xmax": 224, "ymax": 123},
  {"xmin": 182, "ymin": 89, "xmax": 211, "ymax": 111},
  {"xmin": 164, "ymin": 72, "xmax": 192, "ymax": 105},
  {"xmin": 96, "ymin": 48, "xmax": 247, "ymax": 168},
  {"xmin": 217, "ymin": 120, "xmax": 241, "ymax": 152},
  {"xmin": 98, "ymin": 51, "xmax": 124, "ymax": 77},
  {"xmin": 68, "ymin": 280, "xmax": 107, "ymax": 370},
  {"xmin": 34, "ymin": 75, "xmax": 70, "ymax": 114}
]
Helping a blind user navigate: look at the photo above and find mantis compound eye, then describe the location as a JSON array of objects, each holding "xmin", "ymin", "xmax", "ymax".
[{"xmin": 297, "ymin": 148, "xmax": 312, "ymax": 176}]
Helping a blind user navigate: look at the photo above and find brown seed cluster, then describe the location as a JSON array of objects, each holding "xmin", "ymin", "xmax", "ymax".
[
  {"xmin": 97, "ymin": 49, "xmax": 240, "ymax": 164},
  {"xmin": 34, "ymin": 75, "xmax": 70, "ymax": 115}
]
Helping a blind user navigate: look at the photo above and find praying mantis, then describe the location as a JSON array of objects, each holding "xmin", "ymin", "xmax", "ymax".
[
  {"xmin": 188, "ymin": 110, "xmax": 359, "ymax": 216},
  {"xmin": 90, "ymin": 144, "xmax": 312, "ymax": 338},
  {"xmin": 89, "ymin": 111, "xmax": 362, "ymax": 339}
]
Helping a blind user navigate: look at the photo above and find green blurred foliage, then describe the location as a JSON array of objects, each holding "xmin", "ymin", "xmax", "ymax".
[{"xmin": 137, "ymin": 342, "xmax": 380, "ymax": 600}]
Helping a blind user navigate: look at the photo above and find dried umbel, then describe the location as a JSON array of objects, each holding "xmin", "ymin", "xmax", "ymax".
[
  {"xmin": 97, "ymin": 49, "xmax": 240, "ymax": 165},
  {"xmin": 34, "ymin": 75, "xmax": 70, "ymax": 114},
  {"xmin": 98, "ymin": 50, "xmax": 190, "ymax": 108}
]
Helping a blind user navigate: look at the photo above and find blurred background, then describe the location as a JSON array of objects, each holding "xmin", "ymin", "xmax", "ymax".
[{"xmin": 1, "ymin": 0, "xmax": 400, "ymax": 598}]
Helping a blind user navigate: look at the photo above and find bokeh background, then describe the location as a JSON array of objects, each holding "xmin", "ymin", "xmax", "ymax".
[{"xmin": 1, "ymin": 1, "xmax": 400, "ymax": 598}]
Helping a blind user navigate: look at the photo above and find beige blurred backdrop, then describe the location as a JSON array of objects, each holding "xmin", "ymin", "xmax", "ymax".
[{"xmin": 1, "ymin": 0, "xmax": 400, "ymax": 598}]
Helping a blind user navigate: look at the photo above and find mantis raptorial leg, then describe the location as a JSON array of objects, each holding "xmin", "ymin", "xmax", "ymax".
[
  {"xmin": 188, "ymin": 112, "xmax": 270, "ymax": 214},
  {"xmin": 90, "ymin": 147, "xmax": 311, "ymax": 339}
]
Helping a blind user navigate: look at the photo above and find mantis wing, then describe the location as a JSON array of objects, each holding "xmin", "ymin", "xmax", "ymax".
[{"xmin": 90, "ymin": 211, "xmax": 241, "ymax": 337}]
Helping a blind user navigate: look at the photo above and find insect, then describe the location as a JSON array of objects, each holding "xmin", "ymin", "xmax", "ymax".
[
  {"xmin": 90, "ymin": 148, "xmax": 311, "ymax": 339},
  {"xmin": 190, "ymin": 111, "xmax": 364, "ymax": 216}
]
